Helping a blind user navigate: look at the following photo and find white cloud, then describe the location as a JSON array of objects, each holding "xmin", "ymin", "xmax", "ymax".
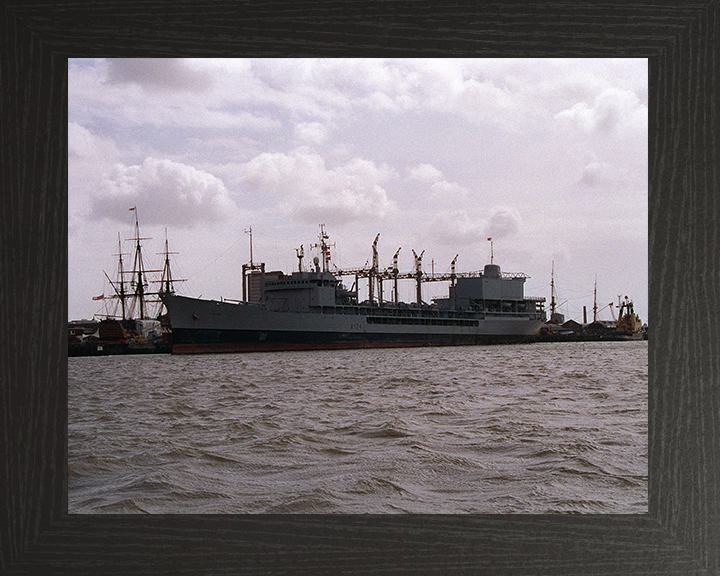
[
  {"xmin": 407, "ymin": 163, "xmax": 443, "ymax": 183},
  {"xmin": 68, "ymin": 122, "xmax": 120, "ymax": 160},
  {"xmin": 430, "ymin": 180, "xmax": 468, "ymax": 201},
  {"xmin": 406, "ymin": 163, "xmax": 468, "ymax": 201},
  {"xmin": 232, "ymin": 150, "xmax": 397, "ymax": 224},
  {"xmin": 294, "ymin": 122, "xmax": 329, "ymax": 145},
  {"xmin": 293, "ymin": 183, "xmax": 394, "ymax": 224},
  {"xmin": 430, "ymin": 210, "xmax": 486, "ymax": 247},
  {"xmin": 554, "ymin": 87, "xmax": 647, "ymax": 135},
  {"xmin": 90, "ymin": 158, "xmax": 236, "ymax": 228},
  {"xmin": 485, "ymin": 206, "xmax": 522, "ymax": 239}
]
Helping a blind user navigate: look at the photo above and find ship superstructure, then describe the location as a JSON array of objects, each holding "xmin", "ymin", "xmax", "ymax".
[{"xmin": 161, "ymin": 226, "xmax": 545, "ymax": 354}]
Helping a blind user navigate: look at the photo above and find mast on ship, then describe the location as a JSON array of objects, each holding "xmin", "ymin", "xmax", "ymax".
[
  {"xmin": 127, "ymin": 207, "xmax": 153, "ymax": 319},
  {"xmin": 116, "ymin": 233, "xmax": 127, "ymax": 319},
  {"xmin": 100, "ymin": 233, "xmax": 129, "ymax": 320},
  {"xmin": 392, "ymin": 247, "xmax": 401, "ymax": 306},
  {"xmin": 412, "ymin": 249, "xmax": 424, "ymax": 306},
  {"xmin": 100, "ymin": 208, "xmax": 153, "ymax": 320},
  {"xmin": 96, "ymin": 210, "xmax": 179, "ymax": 320},
  {"xmin": 450, "ymin": 254, "xmax": 458, "ymax": 309},
  {"xmin": 550, "ymin": 260, "xmax": 557, "ymax": 322},
  {"xmin": 369, "ymin": 233, "xmax": 380, "ymax": 306},
  {"xmin": 295, "ymin": 244, "xmax": 304, "ymax": 272},
  {"xmin": 241, "ymin": 226, "xmax": 265, "ymax": 302},
  {"xmin": 593, "ymin": 275, "xmax": 598, "ymax": 322},
  {"xmin": 159, "ymin": 228, "xmax": 178, "ymax": 297},
  {"xmin": 312, "ymin": 224, "xmax": 335, "ymax": 273},
  {"xmin": 152, "ymin": 227, "xmax": 185, "ymax": 318}
]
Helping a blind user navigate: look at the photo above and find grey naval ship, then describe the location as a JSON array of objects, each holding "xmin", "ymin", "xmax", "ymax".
[{"xmin": 161, "ymin": 226, "xmax": 546, "ymax": 354}]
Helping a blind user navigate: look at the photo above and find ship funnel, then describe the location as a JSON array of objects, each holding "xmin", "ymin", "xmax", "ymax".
[{"xmin": 483, "ymin": 264, "xmax": 501, "ymax": 278}]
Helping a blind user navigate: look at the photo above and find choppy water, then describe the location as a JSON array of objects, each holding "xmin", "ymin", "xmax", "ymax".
[{"xmin": 68, "ymin": 341, "xmax": 648, "ymax": 514}]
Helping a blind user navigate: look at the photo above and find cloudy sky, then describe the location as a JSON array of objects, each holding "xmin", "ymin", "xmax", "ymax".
[{"xmin": 68, "ymin": 58, "xmax": 647, "ymax": 324}]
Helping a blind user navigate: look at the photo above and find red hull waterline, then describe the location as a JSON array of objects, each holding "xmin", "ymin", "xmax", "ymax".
[
  {"xmin": 173, "ymin": 341, "xmax": 444, "ymax": 354},
  {"xmin": 171, "ymin": 338, "xmax": 533, "ymax": 354}
]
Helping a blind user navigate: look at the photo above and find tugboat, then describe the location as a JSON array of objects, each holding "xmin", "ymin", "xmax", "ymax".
[
  {"xmin": 535, "ymin": 272, "xmax": 646, "ymax": 342},
  {"xmin": 602, "ymin": 296, "xmax": 645, "ymax": 340}
]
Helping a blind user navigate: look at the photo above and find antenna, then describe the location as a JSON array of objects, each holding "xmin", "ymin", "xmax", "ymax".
[
  {"xmin": 593, "ymin": 275, "xmax": 598, "ymax": 322},
  {"xmin": 550, "ymin": 260, "xmax": 556, "ymax": 320},
  {"xmin": 244, "ymin": 227, "xmax": 254, "ymax": 266},
  {"xmin": 295, "ymin": 244, "xmax": 304, "ymax": 272},
  {"xmin": 488, "ymin": 237, "xmax": 494, "ymax": 264},
  {"xmin": 312, "ymin": 224, "xmax": 335, "ymax": 273}
]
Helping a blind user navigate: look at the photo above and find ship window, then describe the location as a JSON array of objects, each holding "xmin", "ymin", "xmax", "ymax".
[{"xmin": 366, "ymin": 316, "xmax": 479, "ymax": 327}]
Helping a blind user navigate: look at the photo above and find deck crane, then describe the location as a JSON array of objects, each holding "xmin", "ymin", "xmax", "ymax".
[
  {"xmin": 412, "ymin": 249, "xmax": 425, "ymax": 306},
  {"xmin": 392, "ymin": 247, "xmax": 401, "ymax": 305}
]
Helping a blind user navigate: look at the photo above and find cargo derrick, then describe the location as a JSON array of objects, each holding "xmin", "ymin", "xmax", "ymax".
[{"xmin": 328, "ymin": 232, "xmax": 539, "ymax": 321}]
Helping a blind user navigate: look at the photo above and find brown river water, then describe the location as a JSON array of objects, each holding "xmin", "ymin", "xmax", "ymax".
[{"xmin": 69, "ymin": 341, "xmax": 648, "ymax": 514}]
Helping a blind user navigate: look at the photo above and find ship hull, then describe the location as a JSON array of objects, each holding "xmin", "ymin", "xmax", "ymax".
[{"xmin": 163, "ymin": 295, "xmax": 543, "ymax": 354}]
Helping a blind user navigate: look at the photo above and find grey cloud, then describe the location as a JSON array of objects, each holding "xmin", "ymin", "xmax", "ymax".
[
  {"xmin": 554, "ymin": 88, "xmax": 646, "ymax": 135},
  {"xmin": 105, "ymin": 59, "xmax": 213, "ymax": 93},
  {"xmin": 430, "ymin": 210, "xmax": 485, "ymax": 247},
  {"xmin": 578, "ymin": 159, "xmax": 628, "ymax": 190},
  {"xmin": 485, "ymin": 206, "xmax": 521, "ymax": 239}
]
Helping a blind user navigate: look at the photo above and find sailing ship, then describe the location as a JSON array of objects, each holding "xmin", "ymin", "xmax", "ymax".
[{"xmin": 68, "ymin": 208, "xmax": 178, "ymax": 356}]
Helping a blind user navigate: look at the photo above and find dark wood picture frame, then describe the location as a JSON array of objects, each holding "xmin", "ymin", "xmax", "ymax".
[{"xmin": 2, "ymin": 2, "xmax": 717, "ymax": 574}]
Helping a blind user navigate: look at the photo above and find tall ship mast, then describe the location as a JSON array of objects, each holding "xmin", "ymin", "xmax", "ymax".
[
  {"xmin": 161, "ymin": 225, "xmax": 546, "ymax": 354},
  {"xmin": 98, "ymin": 208, "xmax": 178, "ymax": 321},
  {"xmin": 158, "ymin": 228, "xmax": 179, "ymax": 299},
  {"xmin": 74, "ymin": 209, "xmax": 181, "ymax": 356},
  {"xmin": 128, "ymin": 206, "xmax": 152, "ymax": 320}
]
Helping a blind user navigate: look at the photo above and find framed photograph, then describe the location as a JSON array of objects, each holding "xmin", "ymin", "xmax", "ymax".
[{"xmin": 2, "ymin": 2, "xmax": 716, "ymax": 574}]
